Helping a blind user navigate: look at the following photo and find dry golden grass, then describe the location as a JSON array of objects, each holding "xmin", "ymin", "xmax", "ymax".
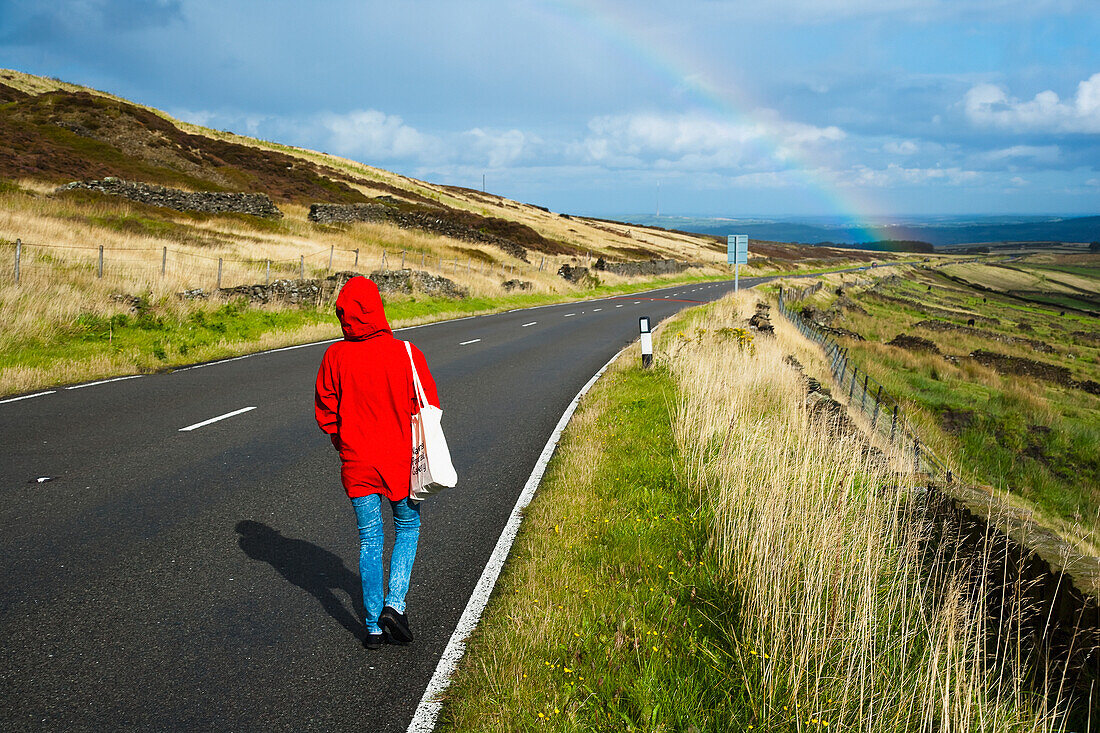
[
  {"xmin": 665, "ymin": 293, "xmax": 1066, "ymax": 731},
  {"xmin": 942, "ymin": 263, "xmax": 1085, "ymax": 295}
]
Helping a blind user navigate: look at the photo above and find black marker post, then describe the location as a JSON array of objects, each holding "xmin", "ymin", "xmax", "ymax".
[{"xmin": 640, "ymin": 316, "xmax": 653, "ymax": 368}]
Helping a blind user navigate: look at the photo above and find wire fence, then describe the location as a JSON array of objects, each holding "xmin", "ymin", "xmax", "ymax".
[
  {"xmin": 778, "ymin": 281, "xmax": 955, "ymax": 484},
  {"xmin": 2, "ymin": 237, "xmax": 556, "ymax": 292}
]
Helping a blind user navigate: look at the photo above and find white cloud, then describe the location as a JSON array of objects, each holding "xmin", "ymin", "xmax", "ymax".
[
  {"xmin": 575, "ymin": 111, "xmax": 844, "ymax": 170},
  {"xmin": 844, "ymin": 164, "xmax": 981, "ymax": 187},
  {"xmin": 286, "ymin": 112, "xmax": 534, "ymax": 169},
  {"xmin": 884, "ymin": 140, "xmax": 918, "ymax": 155},
  {"xmin": 462, "ymin": 128, "xmax": 533, "ymax": 168},
  {"xmin": 964, "ymin": 74, "xmax": 1100, "ymax": 133},
  {"xmin": 317, "ymin": 110, "xmax": 437, "ymax": 160},
  {"xmin": 979, "ymin": 145, "xmax": 1060, "ymax": 163},
  {"xmin": 170, "ymin": 108, "xmax": 217, "ymax": 128}
]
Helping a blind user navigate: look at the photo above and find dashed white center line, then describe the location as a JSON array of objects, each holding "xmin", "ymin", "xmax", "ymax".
[
  {"xmin": 66, "ymin": 374, "xmax": 143, "ymax": 390},
  {"xmin": 615, "ymin": 304, "xmax": 624, "ymax": 308},
  {"xmin": 460, "ymin": 339, "xmax": 482, "ymax": 345},
  {"xmin": 593, "ymin": 308, "xmax": 602, "ymax": 312},
  {"xmin": 178, "ymin": 406, "xmax": 256, "ymax": 433},
  {"xmin": 564, "ymin": 313, "xmax": 576, "ymax": 317},
  {"xmin": 0, "ymin": 390, "xmax": 56, "ymax": 405},
  {"xmin": 633, "ymin": 301, "xmax": 640, "ymax": 304},
  {"xmin": 521, "ymin": 321, "xmax": 537, "ymax": 328}
]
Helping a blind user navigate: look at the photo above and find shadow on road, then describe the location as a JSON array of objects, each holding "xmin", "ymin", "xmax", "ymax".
[{"xmin": 235, "ymin": 520, "xmax": 363, "ymax": 640}]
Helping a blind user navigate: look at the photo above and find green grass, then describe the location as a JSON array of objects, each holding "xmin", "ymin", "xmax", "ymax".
[
  {"xmin": 0, "ymin": 298, "xmax": 333, "ymax": 376},
  {"xmin": 440, "ymin": 358, "xmax": 756, "ymax": 731},
  {"xmin": 440, "ymin": 292, "xmax": 1066, "ymax": 730},
  {"xmin": 0, "ymin": 268, "xmax": 741, "ymax": 397},
  {"xmin": 794, "ymin": 265, "xmax": 1100, "ymax": 549}
]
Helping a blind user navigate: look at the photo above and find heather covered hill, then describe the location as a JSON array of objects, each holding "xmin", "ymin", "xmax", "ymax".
[{"xmin": 0, "ymin": 81, "xmax": 371, "ymax": 204}]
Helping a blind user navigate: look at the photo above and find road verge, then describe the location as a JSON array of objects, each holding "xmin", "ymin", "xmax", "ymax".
[{"xmin": 436, "ymin": 292, "xmax": 1066, "ymax": 731}]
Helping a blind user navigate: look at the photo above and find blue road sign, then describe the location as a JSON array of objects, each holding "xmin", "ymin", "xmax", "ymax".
[{"xmin": 727, "ymin": 234, "xmax": 748, "ymax": 265}]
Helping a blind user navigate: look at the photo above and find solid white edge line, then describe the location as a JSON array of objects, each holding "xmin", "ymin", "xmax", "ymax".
[
  {"xmin": 178, "ymin": 406, "xmax": 257, "ymax": 432},
  {"xmin": 65, "ymin": 374, "xmax": 144, "ymax": 390},
  {"xmin": 406, "ymin": 347, "xmax": 625, "ymax": 733},
  {"xmin": 521, "ymin": 322, "xmax": 537, "ymax": 327},
  {"xmin": 459, "ymin": 339, "xmax": 481, "ymax": 346},
  {"xmin": 0, "ymin": 390, "xmax": 56, "ymax": 405}
]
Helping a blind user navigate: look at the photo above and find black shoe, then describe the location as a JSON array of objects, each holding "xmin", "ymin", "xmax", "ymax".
[
  {"xmin": 379, "ymin": 606, "xmax": 413, "ymax": 644},
  {"xmin": 363, "ymin": 632, "xmax": 384, "ymax": 650}
]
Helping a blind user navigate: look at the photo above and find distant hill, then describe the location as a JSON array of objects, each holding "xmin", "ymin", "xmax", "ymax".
[
  {"xmin": 0, "ymin": 79, "xmax": 377, "ymax": 204},
  {"xmin": 0, "ymin": 68, "xmax": 918, "ymax": 272},
  {"xmin": 625, "ymin": 215, "xmax": 1100, "ymax": 249}
]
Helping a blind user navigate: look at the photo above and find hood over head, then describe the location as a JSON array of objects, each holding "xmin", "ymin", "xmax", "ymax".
[{"xmin": 335, "ymin": 276, "xmax": 391, "ymax": 341}]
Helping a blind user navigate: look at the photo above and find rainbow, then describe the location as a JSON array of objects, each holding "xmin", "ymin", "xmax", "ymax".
[{"xmin": 541, "ymin": 0, "xmax": 887, "ymax": 242}]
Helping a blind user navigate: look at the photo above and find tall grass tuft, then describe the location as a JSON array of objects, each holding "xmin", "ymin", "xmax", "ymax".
[{"xmin": 665, "ymin": 294, "xmax": 1066, "ymax": 732}]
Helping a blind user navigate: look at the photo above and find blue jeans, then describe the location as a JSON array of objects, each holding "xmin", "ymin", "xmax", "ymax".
[{"xmin": 351, "ymin": 494, "xmax": 421, "ymax": 635}]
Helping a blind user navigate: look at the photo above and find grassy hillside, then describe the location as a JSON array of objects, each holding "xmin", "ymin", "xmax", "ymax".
[
  {"xmin": 782, "ymin": 258, "xmax": 1100, "ymax": 568},
  {"xmin": 0, "ymin": 68, "xmax": 913, "ymax": 396}
]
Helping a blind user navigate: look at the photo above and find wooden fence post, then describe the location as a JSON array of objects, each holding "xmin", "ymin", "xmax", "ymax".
[
  {"xmin": 266, "ymin": 259, "xmax": 271, "ymax": 285},
  {"xmin": 217, "ymin": 258, "xmax": 223, "ymax": 289},
  {"xmin": 161, "ymin": 246, "xmax": 167, "ymax": 277},
  {"xmin": 328, "ymin": 245, "xmax": 334, "ymax": 272},
  {"xmin": 354, "ymin": 249, "xmax": 359, "ymax": 267},
  {"xmin": 299, "ymin": 255, "xmax": 304, "ymax": 280},
  {"xmin": 14, "ymin": 239, "xmax": 20, "ymax": 284},
  {"xmin": 98, "ymin": 245, "xmax": 103, "ymax": 278},
  {"xmin": 539, "ymin": 256, "xmax": 545, "ymax": 272},
  {"xmin": 401, "ymin": 250, "xmax": 406, "ymax": 269}
]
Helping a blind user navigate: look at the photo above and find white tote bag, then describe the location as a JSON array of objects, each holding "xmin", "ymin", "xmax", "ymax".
[{"xmin": 404, "ymin": 341, "xmax": 458, "ymax": 501}]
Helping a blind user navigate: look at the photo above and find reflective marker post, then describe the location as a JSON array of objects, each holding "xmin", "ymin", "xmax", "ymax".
[{"xmin": 640, "ymin": 316, "xmax": 653, "ymax": 368}]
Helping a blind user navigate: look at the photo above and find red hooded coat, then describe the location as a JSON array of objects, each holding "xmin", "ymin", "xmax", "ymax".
[{"xmin": 314, "ymin": 276, "xmax": 440, "ymax": 500}]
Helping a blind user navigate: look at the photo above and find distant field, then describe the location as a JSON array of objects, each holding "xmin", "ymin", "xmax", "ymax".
[{"xmin": 940, "ymin": 259, "xmax": 1100, "ymax": 313}]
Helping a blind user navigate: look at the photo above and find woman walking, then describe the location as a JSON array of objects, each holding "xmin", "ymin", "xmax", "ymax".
[{"xmin": 314, "ymin": 276, "xmax": 440, "ymax": 649}]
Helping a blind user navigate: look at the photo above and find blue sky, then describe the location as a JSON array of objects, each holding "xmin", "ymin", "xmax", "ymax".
[{"xmin": 2, "ymin": 0, "xmax": 1099, "ymax": 219}]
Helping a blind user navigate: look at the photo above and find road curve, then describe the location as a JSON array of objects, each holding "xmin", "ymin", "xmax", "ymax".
[{"xmin": 0, "ymin": 277, "xmax": 767, "ymax": 731}]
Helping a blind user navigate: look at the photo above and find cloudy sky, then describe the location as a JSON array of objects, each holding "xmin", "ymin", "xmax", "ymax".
[{"xmin": 2, "ymin": 0, "xmax": 1099, "ymax": 219}]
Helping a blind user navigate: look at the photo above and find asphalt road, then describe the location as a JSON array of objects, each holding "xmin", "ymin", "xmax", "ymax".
[{"xmin": 1, "ymin": 276, "xmax": 768, "ymax": 731}]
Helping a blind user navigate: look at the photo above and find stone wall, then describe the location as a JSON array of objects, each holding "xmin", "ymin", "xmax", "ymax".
[
  {"xmin": 309, "ymin": 201, "xmax": 530, "ymax": 261},
  {"xmin": 592, "ymin": 257, "xmax": 694, "ymax": 277},
  {"xmin": 57, "ymin": 178, "xmax": 283, "ymax": 218},
  {"xmin": 179, "ymin": 269, "xmax": 467, "ymax": 304},
  {"xmin": 368, "ymin": 269, "xmax": 469, "ymax": 298}
]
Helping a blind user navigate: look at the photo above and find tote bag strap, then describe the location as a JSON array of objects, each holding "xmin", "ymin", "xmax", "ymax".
[{"xmin": 404, "ymin": 341, "xmax": 430, "ymax": 409}]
